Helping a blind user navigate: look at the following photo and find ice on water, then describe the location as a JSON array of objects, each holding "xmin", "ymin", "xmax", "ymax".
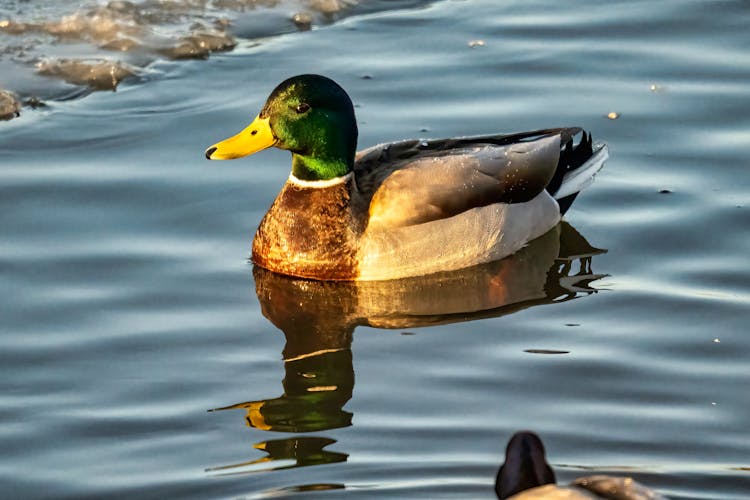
[
  {"xmin": 0, "ymin": 0, "xmax": 360, "ymax": 118},
  {"xmin": 0, "ymin": 88, "xmax": 21, "ymax": 119},
  {"xmin": 35, "ymin": 58, "xmax": 137, "ymax": 90}
]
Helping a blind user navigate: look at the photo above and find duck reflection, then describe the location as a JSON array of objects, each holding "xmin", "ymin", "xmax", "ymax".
[{"xmin": 210, "ymin": 222, "xmax": 605, "ymax": 474}]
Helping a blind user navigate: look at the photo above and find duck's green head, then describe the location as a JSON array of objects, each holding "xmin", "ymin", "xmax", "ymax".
[{"xmin": 205, "ymin": 74, "xmax": 358, "ymax": 181}]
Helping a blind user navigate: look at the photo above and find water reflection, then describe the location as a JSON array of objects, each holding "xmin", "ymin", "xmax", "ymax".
[
  {"xmin": 209, "ymin": 222, "xmax": 606, "ymax": 474},
  {"xmin": 206, "ymin": 437, "xmax": 347, "ymax": 476},
  {"xmin": 213, "ymin": 346, "xmax": 354, "ymax": 434}
]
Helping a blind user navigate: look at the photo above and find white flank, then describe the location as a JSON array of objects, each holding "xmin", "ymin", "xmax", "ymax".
[{"xmin": 357, "ymin": 191, "xmax": 561, "ymax": 281}]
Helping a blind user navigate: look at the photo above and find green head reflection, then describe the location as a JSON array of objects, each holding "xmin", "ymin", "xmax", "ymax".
[{"xmin": 212, "ymin": 348, "xmax": 354, "ymax": 434}]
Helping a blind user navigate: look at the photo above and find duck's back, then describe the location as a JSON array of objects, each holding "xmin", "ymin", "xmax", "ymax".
[
  {"xmin": 508, "ymin": 483, "xmax": 601, "ymax": 499},
  {"xmin": 352, "ymin": 130, "xmax": 577, "ymax": 280},
  {"xmin": 354, "ymin": 130, "xmax": 575, "ymax": 227},
  {"xmin": 508, "ymin": 476, "xmax": 667, "ymax": 500}
]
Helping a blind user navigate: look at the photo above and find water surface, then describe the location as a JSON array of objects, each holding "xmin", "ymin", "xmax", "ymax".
[{"xmin": 1, "ymin": 0, "xmax": 749, "ymax": 498}]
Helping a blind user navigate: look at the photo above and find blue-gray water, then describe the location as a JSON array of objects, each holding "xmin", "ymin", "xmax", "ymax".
[{"xmin": 1, "ymin": 0, "xmax": 749, "ymax": 498}]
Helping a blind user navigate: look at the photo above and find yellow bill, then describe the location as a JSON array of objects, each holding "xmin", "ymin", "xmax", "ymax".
[
  {"xmin": 245, "ymin": 401, "xmax": 271, "ymax": 430},
  {"xmin": 205, "ymin": 115, "xmax": 276, "ymax": 160}
]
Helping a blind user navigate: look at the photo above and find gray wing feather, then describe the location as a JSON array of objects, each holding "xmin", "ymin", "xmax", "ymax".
[{"xmin": 359, "ymin": 134, "xmax": 561, "ymax": 229}]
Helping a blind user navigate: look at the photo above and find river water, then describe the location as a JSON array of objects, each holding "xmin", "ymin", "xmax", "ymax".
[{"xmin": 1, "ymin": 0, "xmax": 749, "ymax": 498}]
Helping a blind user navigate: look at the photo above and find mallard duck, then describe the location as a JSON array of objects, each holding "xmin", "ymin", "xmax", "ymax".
[
  {"xmin": 496, "ymin": 431, "xmax": 666, "ymax": 499},
  {"xmin": 205, "ymin": 74, "xmax": 608, "ymax": 281}
]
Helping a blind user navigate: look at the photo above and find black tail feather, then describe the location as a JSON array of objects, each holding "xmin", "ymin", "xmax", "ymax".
[
  {"xmin": 546, "ymin": 130, "xmax": 594, "ymax": 215},
  {"xmin": 555, "ymin": 192, "xmax": 579, "ymax": 215}
]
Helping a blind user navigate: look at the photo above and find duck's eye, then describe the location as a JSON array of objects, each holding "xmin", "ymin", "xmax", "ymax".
[{"xmin": 295, "ymin": 103, "xmax": 310, "ymax": 114}]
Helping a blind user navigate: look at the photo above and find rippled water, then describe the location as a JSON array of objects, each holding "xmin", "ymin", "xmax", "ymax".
[{"xmin": 1, "ymin": 0, "xmax": 749, "ymax": 498}]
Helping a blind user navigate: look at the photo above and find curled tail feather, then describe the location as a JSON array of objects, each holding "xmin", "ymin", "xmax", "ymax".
[{"xmin": 546, "ymin": 130, "xmax": 608, "ymax": 215}]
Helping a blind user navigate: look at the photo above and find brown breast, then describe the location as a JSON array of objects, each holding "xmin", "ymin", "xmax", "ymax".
[{"xmin": 251, "ymin": 177, "xmax": 361, "ymax": 281}]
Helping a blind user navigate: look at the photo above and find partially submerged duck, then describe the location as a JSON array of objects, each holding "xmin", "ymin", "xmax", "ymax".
[
  {"xmin": 496, "ymin": 431, "xmax": 666, "ymax": 499},
  {"xmin": 205, "ymin": 74, "xmax": 608, "ymax": 281}
]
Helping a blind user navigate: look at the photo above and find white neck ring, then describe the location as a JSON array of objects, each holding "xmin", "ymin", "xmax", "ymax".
[{"xmin": 288, "ymin": 172, "xmax": 353, "ymax": 189}]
